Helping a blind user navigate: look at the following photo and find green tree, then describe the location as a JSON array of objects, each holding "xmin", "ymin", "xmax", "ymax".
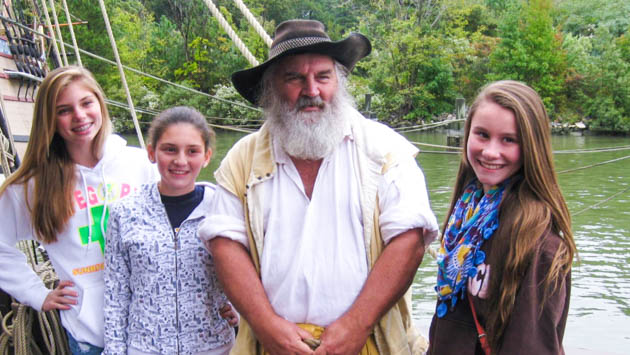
[
  {"xmin": 488, "ymin": 0, "xmax": 566, "ymax": 114},
  {"xmin": 564, "ymin": 27, "xmax": 630, "ymax": 132},
  {"xmin": 363, "ymin": 17, "xmax": 457, "ymax": 124},
  {"xmin": 554, "ymin": 0, "xmax": 630, "ymax": 37}
]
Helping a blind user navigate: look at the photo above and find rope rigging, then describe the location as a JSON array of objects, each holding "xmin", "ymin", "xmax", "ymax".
[
  {"xmin": 232, "ymin": 0, "xmax": 273, "ymax": 47},
  {"xmin": 557, "ymin": 154, "xmax": 630, "ymax": 174},
  {"xmin": 98, "ymin": 0, "xmax": 145, "ymax": 148},
  {"xmin": 0, "ymin": 14, "xmax": 262, "ymax": 113},
  {"xmin": 201, "ymin": 0, "xmax": 260, "ymax": 66},
  {"xmin": 60, "ymin": 0, "xmax": 81, "ymax": 66},
  {"xmin": 572, "ymin": 184, "xmax": 630, "ymax": 217},
  {"xmin": 46, "ymin": 0, "xmax": 67, "ymax": 66}
]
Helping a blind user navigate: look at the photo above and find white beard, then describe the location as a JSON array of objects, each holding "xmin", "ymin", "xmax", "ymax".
[{"xmin": 265, "ymin": 90, "xmax": 354, "ymax": 160}]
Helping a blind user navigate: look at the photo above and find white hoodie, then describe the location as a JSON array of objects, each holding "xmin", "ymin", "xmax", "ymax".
[{"xmin": 0, "ymin": 134, "xmax": 157, "ymax": 347}]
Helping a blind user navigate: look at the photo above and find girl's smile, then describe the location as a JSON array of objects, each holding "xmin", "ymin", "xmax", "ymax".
[
  {"xmin": 147, "ymin": 123, "xmax": 211, "ymax": 196},
  {"xmin": 467, "ymin": 100, "xmax": 522, "ymax": 192},
  {"xmin": 55, "ymin": 82, "xmax": 103, "ymax": 149}
]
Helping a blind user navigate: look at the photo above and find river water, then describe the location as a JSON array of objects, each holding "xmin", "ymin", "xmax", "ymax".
[{"xmin": 196, "ymin": 130, "xmax": 630, "ymax": 354}]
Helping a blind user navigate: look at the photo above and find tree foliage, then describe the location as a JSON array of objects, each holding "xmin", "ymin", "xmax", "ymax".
[
  {"xmin": 487, "ymin": 0, "xmax": 566, "ymax": 113},
  {"xmin": 26, "ymin": 0, "xmax": 628, "ymax": 133}
]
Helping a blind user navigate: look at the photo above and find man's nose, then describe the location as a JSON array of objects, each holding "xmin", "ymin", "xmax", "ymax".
[{"xmin": 301, "ymin": 77, "xmax": 320, "ymax": 97}]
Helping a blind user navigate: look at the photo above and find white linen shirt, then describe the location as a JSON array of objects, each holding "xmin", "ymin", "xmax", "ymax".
[{"xmin": 201, "ymin": 129, "xmax": 437, "ymax": 327}]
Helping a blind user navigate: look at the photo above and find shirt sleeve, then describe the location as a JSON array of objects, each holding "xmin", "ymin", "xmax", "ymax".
[
  {"xmin": 103, "ymin": 205, "xmax": 130, "ymax": 354},
  {"xmin": 197, "ymin": 185, "xmax": 249, "ymax": 250},
  {"xmin": 377, "ymin": 155, "xmax": 439, "ymax": 246},
  {"xmin": 0, "ymin": 186, "xmax": 50, "ymax": 311}
]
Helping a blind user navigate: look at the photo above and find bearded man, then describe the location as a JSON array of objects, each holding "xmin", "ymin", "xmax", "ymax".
[{"xmin": 199, "ymin": 20, "xmax": 438, "ymax": 355}]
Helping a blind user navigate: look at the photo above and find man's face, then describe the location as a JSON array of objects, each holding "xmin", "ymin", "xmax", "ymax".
[{"xmin": 273, "ymin": 54, "xmax": 338, "ymax": 112}]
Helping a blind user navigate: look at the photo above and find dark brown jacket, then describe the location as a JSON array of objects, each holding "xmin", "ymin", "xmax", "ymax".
[{"xmin": 428, "ymin": 230, "xmax": 571, "ymax": 355}]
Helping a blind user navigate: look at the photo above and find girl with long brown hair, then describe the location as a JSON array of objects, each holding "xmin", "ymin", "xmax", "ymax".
[
  {"xmin": 0, "ymin": 66, "xmax": 156, "ymax": 354},
  {"xmin": 428, "ymin": 80, "xmax": 576, "ymax": 354}
]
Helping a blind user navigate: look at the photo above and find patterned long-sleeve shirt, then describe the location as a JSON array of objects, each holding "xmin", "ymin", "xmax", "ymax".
[{"xmin": 104, "ymin": 183, "xmax": 233, "ymax": 354}]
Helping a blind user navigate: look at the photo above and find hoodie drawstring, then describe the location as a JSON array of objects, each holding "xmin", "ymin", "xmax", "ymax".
[
  {"xmin": 99, "ymin": 164, "xmax": 108, "ymax": 243},
  {"xmin": 79, "ymin": 169, "xmax": 92, "ymax": 256}
]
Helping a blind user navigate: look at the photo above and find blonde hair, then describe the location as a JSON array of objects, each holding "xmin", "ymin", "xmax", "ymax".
[
  {"xmin": 0, "ymin": 66, "xmax": 112, "ymax": 243},
  {"xmin": 444, "ymin": 80, "xmax": 576, "ymax": 348}
]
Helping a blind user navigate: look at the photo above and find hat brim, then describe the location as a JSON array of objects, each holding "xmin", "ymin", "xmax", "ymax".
[{"xmin": 231, "ymin": 32, "xmax": 371, "ymax": 106}]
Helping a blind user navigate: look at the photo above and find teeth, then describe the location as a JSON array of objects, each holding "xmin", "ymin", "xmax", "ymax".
[
  {"xmin": 73, "ymin": 124, "xmax": 91, "ymax": 132},
  {"xmin": 480, "ymin": 161, "xmax": 502, "ymax": 169}
]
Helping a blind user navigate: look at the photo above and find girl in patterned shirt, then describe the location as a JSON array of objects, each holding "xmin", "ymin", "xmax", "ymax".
[{"xmin": 104, "ymin": 106, "xmax": 237, "ymax": 354}]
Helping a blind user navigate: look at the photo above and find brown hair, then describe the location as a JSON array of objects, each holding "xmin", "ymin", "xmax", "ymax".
[
  {"xmin": 147, "ymin": 106, "xmax": 214, "ymax": 152},
  {"xmin": 0, "ymin": 66, "xmax": 111, "ymax": 243},
  {"xmin": 444, "ymin": 80, "xmax": 576, "ymax": 348}
]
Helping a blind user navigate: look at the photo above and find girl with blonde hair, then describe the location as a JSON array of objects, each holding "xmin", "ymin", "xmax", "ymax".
[
  {"xmin": 428, "ymin": 80, "xmax": 576, "ymax": 354},
  {"xmin": 0, "ymin": 66, "xmax": 156, "ymax": 354}
]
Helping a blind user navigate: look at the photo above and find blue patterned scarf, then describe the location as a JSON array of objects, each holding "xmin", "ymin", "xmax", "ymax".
[{"xmin": 435, "ymin": 179, "xmax": 507, "ymax": 317}]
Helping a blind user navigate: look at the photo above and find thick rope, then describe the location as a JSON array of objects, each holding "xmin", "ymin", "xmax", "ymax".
[
  {"xmin": 232, "ymin": 0, "xmax": 272, "ymax": 47},
  {"xmin": 201, "ymin": 0, "xmax": 260, "ymax": 66},
  {"xmin": 0, "ymin": 133, "xmax": 12, "ymax": 175},
  {"xmin": 0, "ymin": 90, "xmax": 18, "ymax": 172},
  {"xmin": 47, "ymin": 0, "xmax": 68, "ymax": 66},
  {"xmin": 60, "ymin": 0, "xmax": 82, "ymax": 66},
  {"xmin": 0, "ymin": 258, "xmax": 69, "ymax": 355},
  {"xmin": 97, "ymin": 0, "xmax": 145, "ymax": 149},
  {"xmin": 38, "ymin": 0, "xmax": 62, "ymax": 65}
]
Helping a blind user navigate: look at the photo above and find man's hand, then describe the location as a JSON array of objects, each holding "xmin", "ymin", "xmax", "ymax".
[
  {"xmin": 255, "ymin": 315, "xmax": 315, "ymax": 355},
  {"xmin": 42, "ymin": 280, "xmax": 77, "ymax": 311},
  {"xmin": 315, "ymin": 228, "xmax": 425, "ymax": 355},
  {"xmin": 314, "ymin": 313, "xmax": 371, "ymax": 355}
]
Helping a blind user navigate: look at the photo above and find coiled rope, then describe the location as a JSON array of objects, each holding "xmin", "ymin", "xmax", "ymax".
[{"xmin": 0, "ymin": 258, "xmax": 69, "ymax": 355}]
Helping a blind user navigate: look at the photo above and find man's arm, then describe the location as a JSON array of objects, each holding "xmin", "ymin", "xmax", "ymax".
[
  {"xmin": 315, "ymin": 228, "xmax": 425, "ymax": 355},
  {"xmin": 207, "ymin": 237, "xmax": 314, "ymax": 354}
]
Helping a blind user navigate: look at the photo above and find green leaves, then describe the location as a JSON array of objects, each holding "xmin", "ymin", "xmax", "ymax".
[{"xmin": 54, "ymin": 0, "xmax": 628, "ymax": 133}]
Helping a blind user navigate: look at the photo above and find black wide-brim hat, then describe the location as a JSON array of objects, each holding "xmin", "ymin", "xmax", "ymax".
[{"xmin": 231, "ymin": 19, "xmax": 372, "ymax": 106}]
